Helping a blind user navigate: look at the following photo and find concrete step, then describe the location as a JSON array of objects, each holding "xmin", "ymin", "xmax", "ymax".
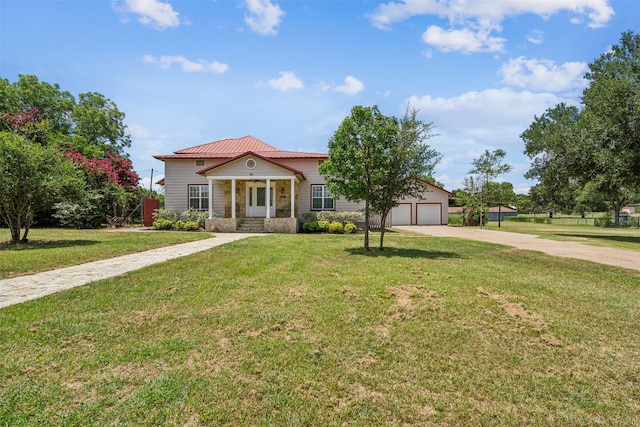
[{"xmin": 238, "ymin": 218, "xmax": 265, "ymax": 232}]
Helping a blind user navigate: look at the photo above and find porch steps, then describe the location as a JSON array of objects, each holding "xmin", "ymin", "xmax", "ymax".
[{"xmin": 237, "ymin": 218, "xmax": 265, "ymax": 233}]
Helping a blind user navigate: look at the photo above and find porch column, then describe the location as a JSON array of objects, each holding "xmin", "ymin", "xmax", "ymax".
[
  {"xmin": 231, "ymin": 178, "xmax": 236, "ymax": 219},
  {"xmin": 290, "ymin": 178, "xmax": 295, "ymax": 218},
  {"xmin": 208, "ymin": 179, "xmax": 213, "ymax": 219},
  {"xmin": 266, "ymin": 178, "xmax": 271, "ymax": 218}
]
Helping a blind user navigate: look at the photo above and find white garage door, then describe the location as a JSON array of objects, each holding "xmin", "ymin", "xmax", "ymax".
[
  {"xmin": 391, "ymin": 204, "xmax": 412, "ymax": 225},
  {"xmin": 417, "ymin": 204, "xmax": 441, "ymax": 225}
]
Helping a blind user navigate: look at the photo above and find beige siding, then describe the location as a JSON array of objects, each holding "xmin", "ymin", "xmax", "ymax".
[{"xmin": 162, "ymin": 159, "xmax": 222, "ymax": 211}]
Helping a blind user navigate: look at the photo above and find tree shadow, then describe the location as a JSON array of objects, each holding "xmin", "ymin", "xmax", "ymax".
[
  {"xmin": 344, "ymin": 246, "xmax": 463, "ymax": 260},
  {"xmin": 0, "ymin": 239, "xmax": 99, "ymax": 251},
  {"xmin": 558, "ymin": 233, "xmax": 640, "ymax": 245}
]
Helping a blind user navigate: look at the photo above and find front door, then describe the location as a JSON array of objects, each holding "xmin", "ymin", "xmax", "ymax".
[{"xmin": 246, "ymin": 182, "xmax": 275, "ymax": 217}]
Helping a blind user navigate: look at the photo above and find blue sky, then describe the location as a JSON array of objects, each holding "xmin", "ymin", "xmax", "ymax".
[{"xmin": 1, "ymin": 0, "xmax": 637, "ymax": 193}]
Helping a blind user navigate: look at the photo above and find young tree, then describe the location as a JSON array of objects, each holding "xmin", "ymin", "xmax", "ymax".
[
  {"xmin": 320, "ymin": 106, "xmax": 397, "ymax": 250},
  {"xmin": 0, "ymin": 132, "xmax": 82, "ymax": 242},
  {"xmin": 320, "ymin": 105, "xmax": 440, "ymax": 250},
  {"xmin": 369, "ymin": 108, "xmax": 440, "ymax": 249},
  {"xmin": 468, "ymin": 149, "xmax": 512, "ymax": 228}
]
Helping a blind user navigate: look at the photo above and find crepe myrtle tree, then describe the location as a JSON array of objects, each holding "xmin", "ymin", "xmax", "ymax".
[{"xmin": 320, "ymin": 105, "xmax": 439, "ymax": 250}]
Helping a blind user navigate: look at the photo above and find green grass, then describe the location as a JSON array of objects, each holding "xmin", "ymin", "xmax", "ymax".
[
  {"xmin": 0, "ymin": 228, "xmax": 211, "ymax": 279},
  {"xmin": 477, "ymin": 220, "xmax": 640, "ymax": 252},
  {"xmin": 1, "ymin": 234, "xmax": 639, "ymax": 426}
]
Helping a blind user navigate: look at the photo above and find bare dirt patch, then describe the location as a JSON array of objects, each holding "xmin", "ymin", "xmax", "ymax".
[{"xmin": 477, "ymin": 287, "xmax": 561, "ymax": 347}]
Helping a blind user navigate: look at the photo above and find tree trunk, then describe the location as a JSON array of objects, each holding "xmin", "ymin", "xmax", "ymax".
[
  {"xmin": 8, "ymin": 215, "xmax": 21, "ymax": 244},
  {"xmin": 364, "ymin": 200, "xmax": 370, "ymax": 251},
  {"xmin": 379, "ymin": 212, "xmax": 388, "ymax": 250}
]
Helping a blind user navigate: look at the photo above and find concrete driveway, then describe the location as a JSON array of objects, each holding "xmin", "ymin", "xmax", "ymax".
[{"xmin": 395, "ymin": 226, "xmax": 640, "ymax": 272}]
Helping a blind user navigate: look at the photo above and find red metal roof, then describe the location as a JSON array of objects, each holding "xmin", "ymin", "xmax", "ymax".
[{"xmin": 154, "ymin": 135, "xmax": 327, "ymax": 160}]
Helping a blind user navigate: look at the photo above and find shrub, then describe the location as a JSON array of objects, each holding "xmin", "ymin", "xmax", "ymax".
[
  {"xmin": 303, "ymin": 221, "xmax": 318, "ymax": 232},
  {"xmin": 448, "ymin": 214, "xmax": 462, "ymax": 225},
  {"xmin": 329, "ymin": 221, "xmax": 344, "ymax": 234},
  {"xmin": 53, "ymin": 199, "xmax": 104, "ymax": 229},
  {"xmin": 344, "ymin": 222, "xmax": 358, "ymax": 233},
  {"xmin": 300, "ymin": 212, "xmax": 318, "ymax": 223},
  {"xmin": 175, "ymin": 220, "xmax": 200, "ymax": 231},
  {"xmin": 594, "ymin": 214, "xmax": 613, "ymax": 227},
  {"xmin": 316, "ymin": 211, "xmax": 364, "ymax": 225},
  {"xmin": 317, "ymin": 220, "xmax": 330, "ymax": 232},
  {"xmin": 154, "ymin": 209, "xmax": 208, "ymax": 229},
  {"xmin": 153, "ymin": 219, "xmax": 174, "ymax": 230}
]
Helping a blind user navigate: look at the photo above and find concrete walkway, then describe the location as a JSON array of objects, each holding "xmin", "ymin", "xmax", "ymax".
[
  {"xmin": 396, "ymin": 225, "xmax": 640, "ymax": 272},
  {"xmin": 0, "ymin": 233, "xmax": 263, "ymax": 310}
]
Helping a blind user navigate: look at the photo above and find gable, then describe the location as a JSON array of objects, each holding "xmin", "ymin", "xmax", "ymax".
[{"xmin": 197, "ymin": 152, "xmax": 305, "ymax": 179}]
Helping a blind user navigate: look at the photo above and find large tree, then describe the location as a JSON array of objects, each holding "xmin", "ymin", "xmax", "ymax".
[
  {"xmin": 0, "ymin": 132, "xmax": 82, "ymax": 243},
  {"xmin": 521, "ymin": 31, "xmax": 640, "ymax": 225},
  {"xmin": 0, "ymin": 75, "xmax": 139, "ymax": 235},
  {"xmin": 320, "ymin": 105, "xmax": 439, "ymax": 250},
  {"xmin": 0, "ymin": 75, "xmax": 131, "ymax": 157},
  {"xmin": 468, "ymin": 149, "xmax": 512, "ymax": 228}
]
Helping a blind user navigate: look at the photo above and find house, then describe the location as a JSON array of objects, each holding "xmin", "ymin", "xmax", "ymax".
[{"xmin": 154, "ymin": 136, "xmax": 451, "ymax": 232}]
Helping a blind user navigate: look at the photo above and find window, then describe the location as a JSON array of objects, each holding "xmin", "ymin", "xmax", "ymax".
[
  {"xmin": 195, "ymin": 160, "xmax": 205, "ymax": 167},
  {"xmin": 311, "ymin": 184, "xmax": 334, "ymax": 210},
  {"xmin": 189, "ymin": 185, "xmax": 209, "ymax": 210},
  {"xmin": 246, "ymin": 158, "xmax": 256, "ymax": 169}
]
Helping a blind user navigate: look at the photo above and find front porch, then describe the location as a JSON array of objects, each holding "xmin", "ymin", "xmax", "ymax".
[
  {"xmin": 204, "ymin": 178, "xmax": 299, "ymax": 233},
  {"xmin": 198, "ymin": 152, "xmax": 305, "ymax": 234}
]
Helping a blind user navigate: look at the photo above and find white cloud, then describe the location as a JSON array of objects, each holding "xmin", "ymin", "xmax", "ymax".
[
  {"xmin": 143, "ymin": 55, "xmax": 229, "ymax": 74},
  {"xmin": 120, "ymin": 0, "xmax": 180, "ymax": 30},
  {"xmin": 268, "ymin": 71, "xmax": 303, "ymax": 91},
  {"xmin": 369, "ymin": 0, "xmax": 614, "ymax": 54},
  {"xmin": 244, "ymin": 0, "xmax": 285, "ymax": 35},
  {"xmin": 406, "ymin": 88, "xmax": 574, "ymax": 190},
  {"xmin": 500, "ymin": 57, "xmax": 588, "ymax": 92},
  {"xmin": 422, "ymin": 25, "xmax": 506, "ymax": 54},
  {"xmin": 526, "ymin": 29, "xmax": 544, "ymax": 45},
  {"xmin": 333, "ymin": 76, "xmax": 365, "ymax": 95}
]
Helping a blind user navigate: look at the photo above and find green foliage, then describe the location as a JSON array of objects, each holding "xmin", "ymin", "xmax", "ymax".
[
  {"xmin": 152, "ymin": 219, "xmax": 174, "ymax": 230},
  {"xmin": 320, "ymin": 105, "xmax": 440, "ymax": 250},
  {"xmin": 448, "ymin": 214, "xmax": 463, "ymax": 225},
  {"xmin": 302, "ymin": 221, "xmax": 320, "ymax": 233},
  {"xmin": 153, "ymin": 209, "xmax": 207, "ymax": 229},
  {"xmin": 316, "ymin": 211, "xmax": 364, "ymax": 225},
  {"xmin": 0, "ymin": 132, "xmax": 83, "ymax": 242},
  {"xmin": 299, "ymin": 212, "xmax": 318, "ymax": 223},
  {"xmin": 52, "ymin": 192, "xmax": 105, "ymax": 229},
  {"xmin": 328, "ymin": 221, "xmax": 344, "ymax": 234},
  {"xmin": 174, "ymin": 221, "xmax": 200, "ymax": 231},
  {"xmin": 522, "ymin": 31, "xmax": 640, "ymax": 225},
  {"xmin": 344, "ymin": 222, "xmax": 358, "ymax": 233},
  {"xmin": 317, "ymin": 220, "xmax": 330, "ymax": 232}
]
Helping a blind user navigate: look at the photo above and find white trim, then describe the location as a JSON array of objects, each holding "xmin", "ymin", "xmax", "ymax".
[
  {"xmin": 231, "ymin": 178, "xmax": 236, "ymax": 219},
  {"xmin": 266, "ymin": 178, "xmax": 271, "ymax": 219},
  {"xmin": 290, "ymin": 178, "xmax": 295, "ymax": 218},
  {"xmin": 206, "ymin": 175, "xmax": 300, "ymax": 182},
  {"xmin": 208, "ymin": 180, "xmax": 213, "ymax": 219}
]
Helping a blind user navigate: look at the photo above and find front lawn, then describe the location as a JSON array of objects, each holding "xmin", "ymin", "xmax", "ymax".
[
  {"xmin": 0, "ymin": 228, "xmax": 211, "ymax": 279},
  {"xmin": 1, "ymin": 234, "xmax": 638, "ymax": 425}
]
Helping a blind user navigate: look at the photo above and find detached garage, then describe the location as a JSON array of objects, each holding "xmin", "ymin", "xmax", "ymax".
[{"xmin": 390, "ymin": 182, "xmax": 451, "ymax": 226}]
